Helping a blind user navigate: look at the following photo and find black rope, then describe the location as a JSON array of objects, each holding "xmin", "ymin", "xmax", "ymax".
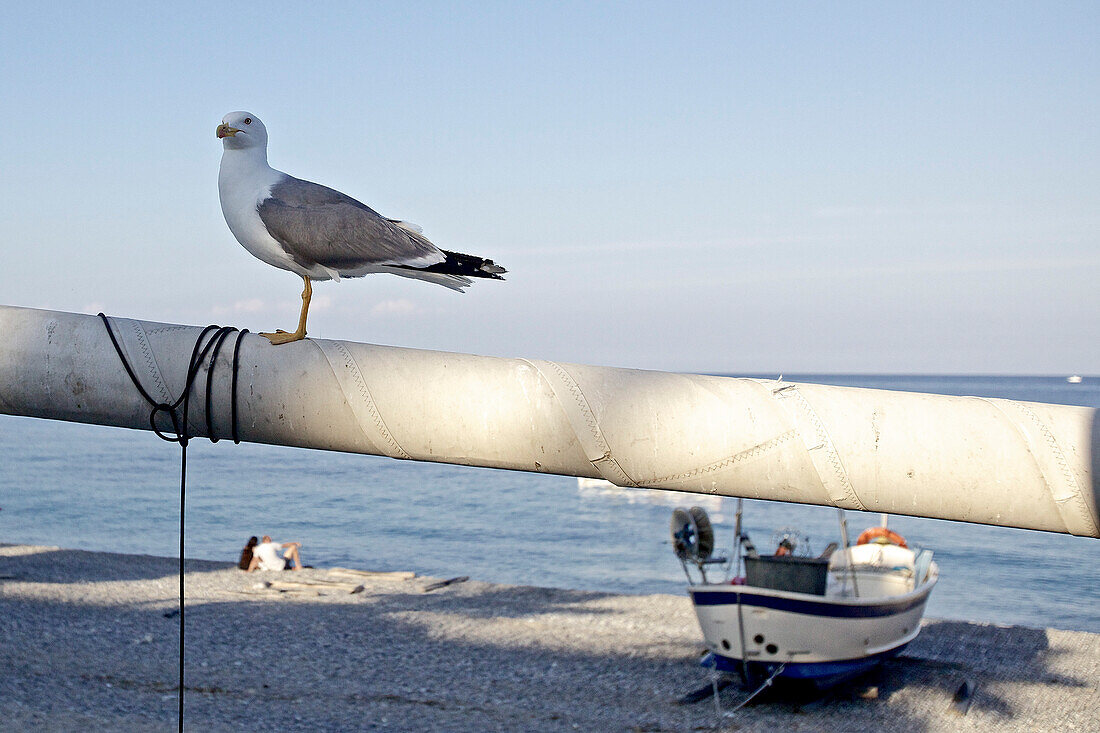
[{"xmin": 98, "ymin": 314, "xmax": 248, "ymax": 732}]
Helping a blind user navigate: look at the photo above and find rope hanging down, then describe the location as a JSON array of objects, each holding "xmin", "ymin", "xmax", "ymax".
[{"xmin": 98, "ymin": 314, "xmax": 248, "ymax": 732}]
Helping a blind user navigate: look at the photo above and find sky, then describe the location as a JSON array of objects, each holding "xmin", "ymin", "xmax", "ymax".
[{"xmin": 1, "ymin": 1, "xmax": 1097, "ymax": 374}]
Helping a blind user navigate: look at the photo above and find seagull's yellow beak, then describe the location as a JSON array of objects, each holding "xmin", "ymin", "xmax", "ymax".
[{"xmin": 216, "ymin": 123, "xmax": 240, "ymax": 139}]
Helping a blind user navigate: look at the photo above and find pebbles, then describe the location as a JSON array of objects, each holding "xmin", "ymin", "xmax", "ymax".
[{"xmin": 2, "ymin": 543, "xmax": 1098, "ymax": 732}]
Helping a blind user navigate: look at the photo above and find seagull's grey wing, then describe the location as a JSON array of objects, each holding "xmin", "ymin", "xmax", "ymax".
[{"xmin": 257, "ymin": 176, "xmax": 443, "ymax": 271}]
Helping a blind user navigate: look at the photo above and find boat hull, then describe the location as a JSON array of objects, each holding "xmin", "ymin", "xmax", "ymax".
[
  {"xmin": 689, "ymin": 578, "xmax": 935, "ymax": 685},
  {"xmin": 705, "ymin": 643, "xmax": 912, "ymax": 687}
]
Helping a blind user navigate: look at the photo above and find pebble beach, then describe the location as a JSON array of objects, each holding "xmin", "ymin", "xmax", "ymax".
[{"xmin": 2, "ymin": 543, "xmax": 1097, "ymax": 732}]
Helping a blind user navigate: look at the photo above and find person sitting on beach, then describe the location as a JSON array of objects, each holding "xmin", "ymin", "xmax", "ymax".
[
  {"xmin": 238, "ymin": 536, "xmax": 258, "ymax": 570},
  {"xmin": 246, "ymin": 535, "xmax": 305, "ymax": 572}
]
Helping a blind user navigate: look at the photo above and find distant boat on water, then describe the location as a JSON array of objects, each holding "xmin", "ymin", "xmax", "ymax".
[
  {"xmin": 1067, "ymin": 375, "xmax": 1083, "ymax": 384},
  {"xmin": 577, "ymin": 477, "xmax": 727, "ymax": 518}
]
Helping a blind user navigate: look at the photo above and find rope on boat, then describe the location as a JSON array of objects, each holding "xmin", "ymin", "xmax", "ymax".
[{"xmin": 98, "ymin": 315, "xmax": 248, "ymax": 733}]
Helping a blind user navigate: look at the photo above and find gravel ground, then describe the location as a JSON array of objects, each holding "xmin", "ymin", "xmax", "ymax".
[{"xmin": 1, "ymin": 543, "xmax": 1097, "ymax": 732}]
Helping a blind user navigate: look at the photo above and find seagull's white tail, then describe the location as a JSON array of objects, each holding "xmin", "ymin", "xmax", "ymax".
[{"xmin": 380, "ymin": 266, "xmax": 473, "ymax": 292}]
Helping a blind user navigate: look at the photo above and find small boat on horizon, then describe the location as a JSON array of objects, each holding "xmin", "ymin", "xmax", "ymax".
[
  {"xmin": 1067, "ymin": 375, "xmax": 1083, "ymax": 384},
  {"xmin": 577, "ymin": 476, "xmax": 727, "ymax": 517},
  {"xmin": 672, "ymin": 502, "xmax": 937, "ymax": 690}
]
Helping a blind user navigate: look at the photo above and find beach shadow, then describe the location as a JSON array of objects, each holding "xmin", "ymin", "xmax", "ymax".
[
  {"xmin": 0, "ymin": 544, "xmax": 230, "ymax": 584},
  {"xmin": 378, "ymin": 582, "xmax": 625, "ymax": 620},
  {"xmin": 2, "ymin": 562, "xmax": 1096, "ymax": 732},
  {"xmin": 882, "ymin": 619, "xmax": 1087, "ymax": 716},
  {"xmin": 2, "ymin": 575, "xmax": 709, "ymax": 731},
  {"xmin": 723, "ymin": 617, "xmax": 1089, "ymax": 728}
]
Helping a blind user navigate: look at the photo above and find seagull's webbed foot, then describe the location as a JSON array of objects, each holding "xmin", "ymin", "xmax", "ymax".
[{"xmin": 260, "ymin": 328, "xmax": 306, "ymax": 345}]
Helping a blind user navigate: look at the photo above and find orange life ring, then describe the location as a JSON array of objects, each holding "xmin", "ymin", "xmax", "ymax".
[{"xmin": 856, "ymin": 526, "xmax": 908, "ymax": 548}]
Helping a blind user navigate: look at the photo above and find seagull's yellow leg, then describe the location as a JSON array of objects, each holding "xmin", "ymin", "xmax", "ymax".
[{"xmin": 262, "ymin": 276, "xmax": 312, "ymax": 345}]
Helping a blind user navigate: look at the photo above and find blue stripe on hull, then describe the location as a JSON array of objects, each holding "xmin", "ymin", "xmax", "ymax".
[
  {"xmin": 690, "ymin": 588, "xmax": 928, "ymax": 618},
  {"xmin": 708, "ymin": 644, "xmax": 909, "ymax": 685}
]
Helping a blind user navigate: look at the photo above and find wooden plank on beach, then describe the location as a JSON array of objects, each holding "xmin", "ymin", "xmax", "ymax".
[
  {"xmin": 265, "ymin": 581, "xmax": 356, "ymax": 589},
  {"xmin": 267, "ymin": 580, "xmax": 364, "ymax": 593},
  {"xmin": 422, "ymin": 576, "xmax": 469, "ymax": 592}
]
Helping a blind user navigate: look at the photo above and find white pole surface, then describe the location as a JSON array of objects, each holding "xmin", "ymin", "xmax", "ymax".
[{"xmin": 1, "ymin": 304, "xmax": 1096, "ymax": 537}]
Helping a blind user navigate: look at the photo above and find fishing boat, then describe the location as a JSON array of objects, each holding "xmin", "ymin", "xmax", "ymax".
[
  {"xmin": 1067, "ymin": 375, "xmax": 1083, "ymax": 384},
  {"xmin": 672, "ymin": 502, "xmax": 938, "ymax": 689}
]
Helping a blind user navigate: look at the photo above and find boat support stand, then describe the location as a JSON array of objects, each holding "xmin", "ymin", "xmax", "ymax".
[{"xmin": 710, "ymin": 662, "xmax": 787, "ymax": 720}]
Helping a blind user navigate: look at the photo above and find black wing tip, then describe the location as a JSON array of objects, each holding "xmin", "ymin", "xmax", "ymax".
[
  {"xmin": 479, "ymin": 260, "xmax": 507, "ymax": 277},
  {"xmin": 429, "ymin": 250, "xmax": 507, "ymax": 280}
]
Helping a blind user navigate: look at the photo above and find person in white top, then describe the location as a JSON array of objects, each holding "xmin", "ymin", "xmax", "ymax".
[{"xmin": 246, "ymin": 535, "xmax": 305, "ymax": 572}]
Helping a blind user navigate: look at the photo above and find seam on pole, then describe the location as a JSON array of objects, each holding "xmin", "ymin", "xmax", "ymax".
[
  {"xmin": 117, "ymin": 318, "xmax": 181, "ymax": 433},
  {"xmin": 127, "ymin": 319, "xmax": 174, "ymax": 405},
  {"xmin": 646, "ymin": 430, "xmax": 799, "ymax": 488},
  {"xmin": 769, "ymin": 383, "xmax": 866, "ymax": 511},
  {"xmin": 315, "ymin": 340, "xmax": 411, "ymax": 460},
  {"xmin": 981, "ymin": 398, "xmax": 1097, "ymax": 536},
  {"xmin": 134, "ymin": 319, "xmax": 214, "ymax": 439},
  {"xmin": 520, "ymin": 358, "xmax": 637, "ymax": 487}
]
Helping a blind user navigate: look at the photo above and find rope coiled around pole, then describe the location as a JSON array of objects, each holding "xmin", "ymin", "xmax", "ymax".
[{"xmin": 98, "ymin": 314, "xmax": 248, "ymax": 732}]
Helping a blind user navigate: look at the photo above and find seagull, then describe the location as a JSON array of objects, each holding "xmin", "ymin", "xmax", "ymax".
[{"xmin": 217, "ymin": 111, "xmax": 505, "ymax": 345}]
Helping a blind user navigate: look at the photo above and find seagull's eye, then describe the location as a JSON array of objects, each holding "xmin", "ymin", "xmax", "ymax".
[{"xmin": 244, "ymin": 118, "xmax": 252, "ymax": 125}]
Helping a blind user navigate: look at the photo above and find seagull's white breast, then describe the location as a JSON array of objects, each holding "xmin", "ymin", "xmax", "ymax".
[{"xmin": 218, "ymin": 152, "xmax": 306, "ymax": 276}]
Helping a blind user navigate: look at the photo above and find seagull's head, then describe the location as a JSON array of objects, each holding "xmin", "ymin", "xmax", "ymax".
[{"xmin": 217, "ymin": 111, "xmax": 267, "ymax": 151}]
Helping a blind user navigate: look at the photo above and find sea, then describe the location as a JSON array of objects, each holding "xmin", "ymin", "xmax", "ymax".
[{"xmin": 1, "ymin": 374, "xmax": 1097, "ymax": 633}]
